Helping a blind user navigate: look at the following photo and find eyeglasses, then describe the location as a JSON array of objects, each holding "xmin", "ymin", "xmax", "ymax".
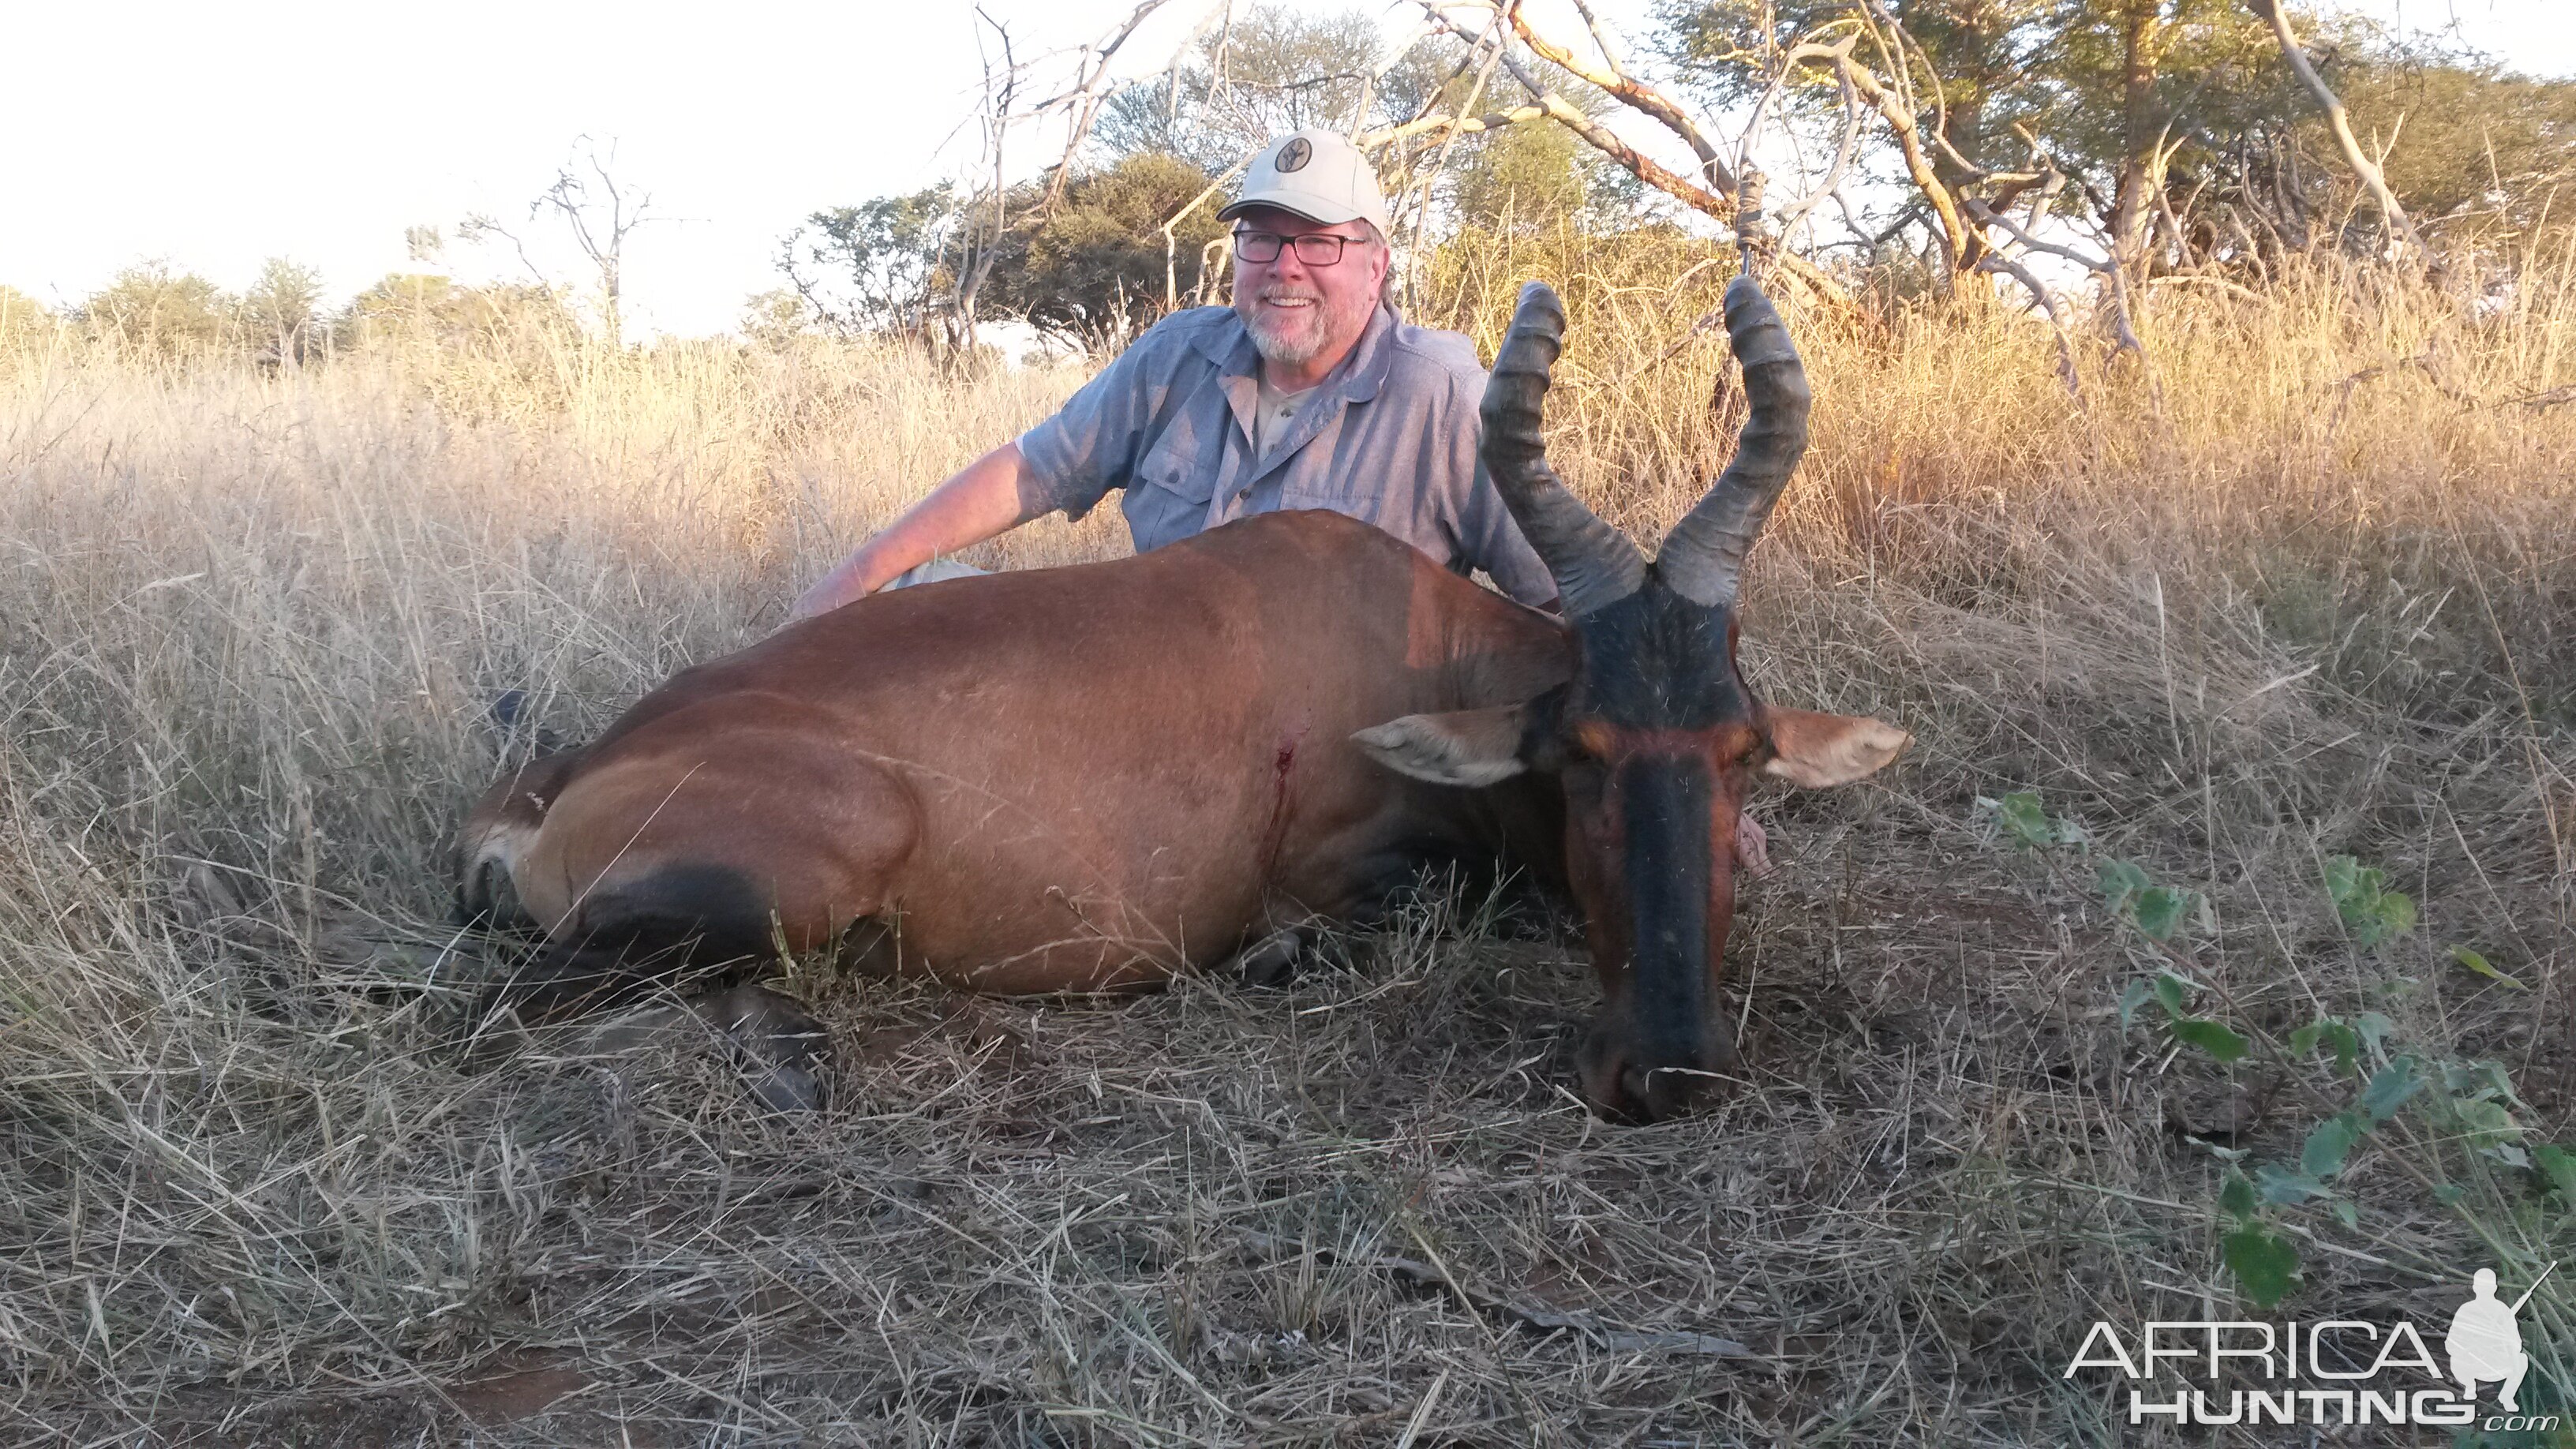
[{"xmin": 1232, "ymin": 230, "xmax": 1364, "ymax": 266}]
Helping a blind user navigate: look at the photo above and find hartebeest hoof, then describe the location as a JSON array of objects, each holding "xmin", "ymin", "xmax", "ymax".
[
  {"xmin": 571, "ymin": 984, "xmax": 830, "ymax": 1112},
  {"xmin": 1226, "ymin": 924, "xmax": 1311, "ymax": 989},
  {"xmin": 486, "ymin": 687, "xmax": 565, "ymax": 754},
  {"xmin": 692, "ymin": 984, "xmax": 831, "ymax": 1113}
]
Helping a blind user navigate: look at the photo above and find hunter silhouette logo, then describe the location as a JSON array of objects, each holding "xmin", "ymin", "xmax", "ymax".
[
  {"xmin": 2447, "ymin": 1264, "xmax": 2548, "ymax": 1410},
  {"xmin": 1275, "ymin": 137, "xmax": 1312, "ymax": 173},
  {"xmin": 2061, "ymin": 1262, "xmax": 2562, "ymax": 1430}
]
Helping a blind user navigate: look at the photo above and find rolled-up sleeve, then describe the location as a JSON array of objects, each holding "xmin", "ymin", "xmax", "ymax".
[{"xmin": 1017, "ymin": 343, "xmax": 1156, "ymax": 523}]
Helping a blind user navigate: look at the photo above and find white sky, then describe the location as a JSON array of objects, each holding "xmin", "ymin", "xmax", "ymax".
[{"xmin": 4, "ymin": 0, "xmax": 2569, "ymax": 339}]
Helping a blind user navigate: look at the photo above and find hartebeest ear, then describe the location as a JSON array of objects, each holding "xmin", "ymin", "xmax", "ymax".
[
  {"xmin": 1353, "ymin": 705, "xmax": 1530, "ymax": 788},
  {"xmin": 1758, "ymin": 706, "xmax": 1910, "ymax": 788}
]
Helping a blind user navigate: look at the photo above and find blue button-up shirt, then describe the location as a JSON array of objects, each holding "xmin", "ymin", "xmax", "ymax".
[{"xmin": 1016, "ymin": 304, "xmax": 1556, "ymax": 605}]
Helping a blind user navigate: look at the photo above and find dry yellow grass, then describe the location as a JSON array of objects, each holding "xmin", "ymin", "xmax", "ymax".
[{"xmin": 1, "ymin": 254, "xmax": 2568, "ymax": 1444}]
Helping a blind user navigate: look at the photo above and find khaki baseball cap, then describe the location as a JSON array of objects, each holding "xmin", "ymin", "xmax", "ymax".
[{"xmin": 1218, "ymin": 129, "xmax": 1393, "ymax": 238}]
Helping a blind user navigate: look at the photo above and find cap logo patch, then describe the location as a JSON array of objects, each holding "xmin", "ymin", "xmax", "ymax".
[{"xmin": 1276, "ymin": 137, "xmax": 1312, "ymax": 173}]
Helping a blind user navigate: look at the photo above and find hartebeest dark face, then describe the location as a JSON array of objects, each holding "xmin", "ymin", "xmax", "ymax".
[
  {"xmin": 1357, "ymin": 278, "xmax": 1906, "ymax": 1122},
  {"xmin": 1554, "ymin": 583, "xmax": 1902, "ymax": 1119}
]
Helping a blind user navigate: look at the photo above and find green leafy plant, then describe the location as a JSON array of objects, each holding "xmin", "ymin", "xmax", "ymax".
[
  {"xmin": 2322, "ymin": 854, "xmax": 2417, "ymax": 948},
  {"xmin": 1975, "ymin": 791, "xmax": 2567, "ymax": 1326}
]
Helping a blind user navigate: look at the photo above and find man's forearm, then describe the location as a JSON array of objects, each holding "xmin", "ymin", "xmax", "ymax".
[{"xmin": 792, "ymin": 443, "xmax": 1040, "ymax": 619}]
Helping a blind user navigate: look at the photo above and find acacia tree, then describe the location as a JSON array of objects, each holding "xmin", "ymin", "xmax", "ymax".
[
  {"xmin": 786, "ymin": 155, "xmax": 1232, "ymax": 349},
  {"xmin": 241, "ymin": 257, "xmax": 324, "ymax": 365},
  {"xmin": 79, "ymin": 263, "xmax": 232, "ymax": 358},
  {"xmin": 981, "ymin": 154, "xmax": 1232, "ymax": 344},
  {"xmin": 0, "ymin": 286, "xmax": 51, "ymax": 352},
  {"xmin": 788, "ymin": 6, "xmax": 1443, "ymax": 346},
  {"xmin": 1094, "ymin": 6, "xmax": 1439, "ymax": 170},
  {"xmin": 781, "ymin": 185, "xmax": 963, "ymax": 339}
]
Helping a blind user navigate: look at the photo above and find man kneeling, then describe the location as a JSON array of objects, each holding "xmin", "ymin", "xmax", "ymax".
[{"xmin": 791, "ymin": 129, "xmax": 1771, "ymax": 871}]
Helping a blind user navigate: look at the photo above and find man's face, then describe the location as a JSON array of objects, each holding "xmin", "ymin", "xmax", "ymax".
[{"xmin": 1230, "ymin": 206, "xmax": 1388, "ymax": 370}]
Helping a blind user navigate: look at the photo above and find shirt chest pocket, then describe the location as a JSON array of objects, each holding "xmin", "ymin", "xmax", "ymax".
[
  {"xmin": 1274, "ymin": 410, "xmax": 1376, "ymax": 512},
  {"xmin": 1124, "ymin": 426, "xmax": 1225, "ymax": 552}
]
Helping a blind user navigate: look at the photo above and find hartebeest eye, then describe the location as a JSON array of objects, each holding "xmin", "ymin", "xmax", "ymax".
[{"xmin": 1567, "ymin": 719, "xmax": 1618, "ymax": 762}]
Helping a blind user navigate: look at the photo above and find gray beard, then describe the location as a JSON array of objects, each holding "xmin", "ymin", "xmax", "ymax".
[
  {"xmin": 1239, "ymin": 288, "xmax": 1376, "ymax": 368},
  {"xmin": 1239, "ymin": 302, "xmax": 1327, "ymax": 365}
]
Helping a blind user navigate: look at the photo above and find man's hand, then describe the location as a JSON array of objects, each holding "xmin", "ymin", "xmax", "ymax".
[
  {"xmin": 1735, "ymin": 811, "xmax": 1773, "ymax": 878},
  {"xmin": 789, "ymin": 549, "xmax": 886, "ymax": 621},
  {"xmin": 787, "ymin": 442, "xmax": 1035, "ymax": 626}
]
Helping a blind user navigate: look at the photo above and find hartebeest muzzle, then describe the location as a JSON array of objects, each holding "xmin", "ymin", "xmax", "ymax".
[{"xmin": 1355, "ymin": 277, "xmax": 1908, "ymax": 1122}]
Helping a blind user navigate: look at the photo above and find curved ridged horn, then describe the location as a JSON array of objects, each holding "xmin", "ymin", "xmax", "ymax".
[
  {"xmin": 1655, "ymin": 275, "xmax": 1811, "ymax": 610},
  {"xmin": 1481, "ymin": 281, "xmax": 1646, "ymax": 617}
]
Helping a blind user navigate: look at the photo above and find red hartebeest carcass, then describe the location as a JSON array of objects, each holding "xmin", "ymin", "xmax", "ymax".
[{"xmin": 457, "ymin": 276, "xmax": 1907, "ymax": 1121}]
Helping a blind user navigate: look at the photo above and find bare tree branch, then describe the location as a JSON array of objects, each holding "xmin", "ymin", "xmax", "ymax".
[
  {"xmin": 1362, "ymin": 103, "xmax": 1549, "ymax": 150},
  {"xmin": 1832, "ymin": 41, "xmax": 1976, "ymax": 274},
  {"xmin": 1772, "ymin": 65, "xmax": 1865, "ymax": 245},
  {"xmin": 1028, "ymin": 0, "xmax": 1181, "ymax": 211},
  {"xmin": 1507, "ymin": 62, "xmax": 1737, "ymax": 219},
  {"xmin": 1409, "ymin": 5, "xmax": 1866, "ymax": 312},
  {"xmin": 1961, "ymin": 197, "xmax": 2149, "ymax": 361},
  {"xmin": 1387, "ymin": 2, "xmax": 1513, "ymax": 306},
  {"xmin": 1159, "ymin": 157, "xmax": 1250, "ymax": 309},
  {"xmin": 1974, "ymin": 253, "xmax": 2083, "ymax": 398},
  {"xmin": 2247, "ymin": 0, "xmax": 2423, "ymax": 260},
  {"xmin": 1498, "ymin": 1, "xmax": 1739, "ymax": 196},
  {"xmin": 456, "ymin": 213, "xmax": 546, "ymax": 289},
  {"xmin": 461, "ymin": 136, "xmax": 665, "ymax": 347},
  {"xmin": 1963, "ymin": 198, "xmax": 2110, "ymax": 276},
  {"xmin": 1401, "ymin": 7, "xmax": 1734, "ymax": 219},
  {"xmin": 938, "ymin": 9, "xmax": 1022, "ymax": 355}
]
